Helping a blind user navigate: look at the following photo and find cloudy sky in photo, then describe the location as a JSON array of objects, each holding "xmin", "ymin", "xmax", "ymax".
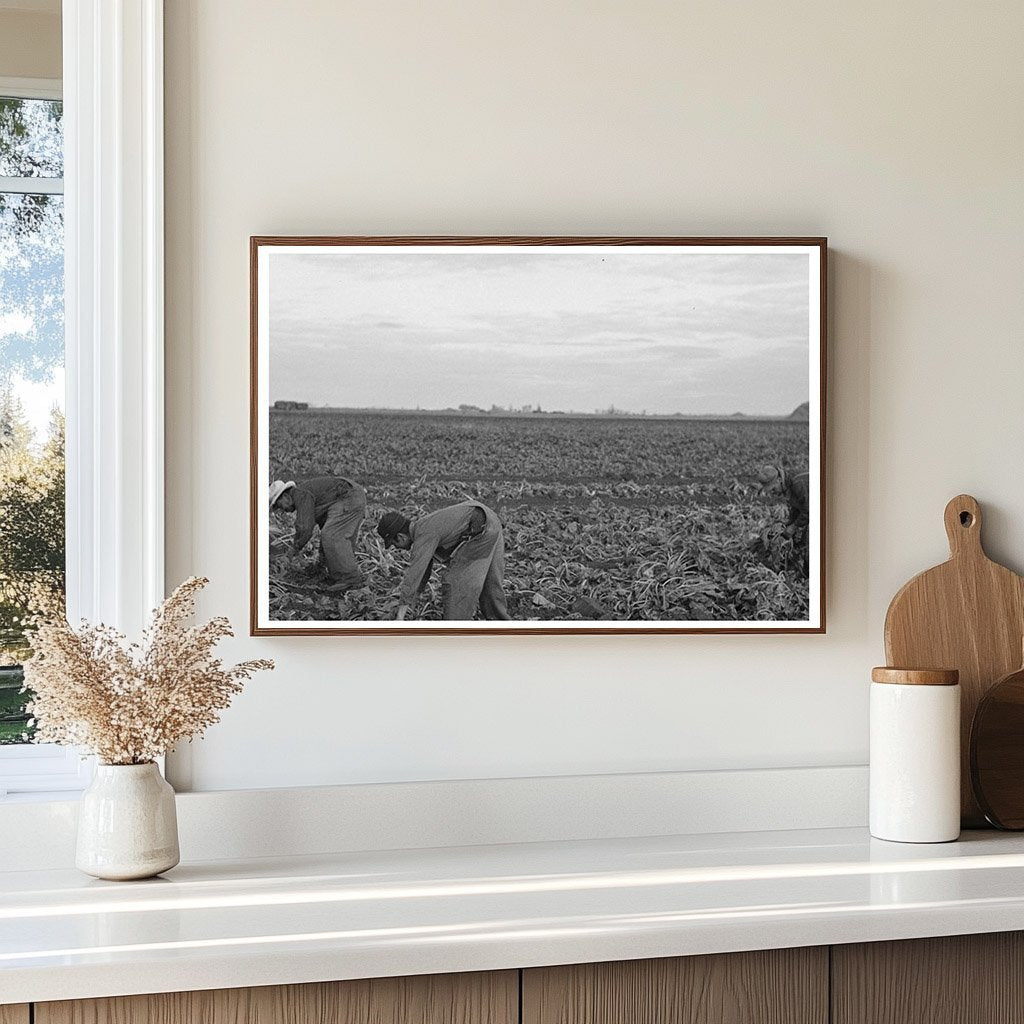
[{"xmin": 268, "ymin": 248, "xmax": 812, "ymax": 416}]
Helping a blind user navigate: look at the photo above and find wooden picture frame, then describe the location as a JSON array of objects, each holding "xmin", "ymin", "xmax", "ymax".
[{"xmin": 251, "ymin": 236, "xmax": 826, "ymax": 635}]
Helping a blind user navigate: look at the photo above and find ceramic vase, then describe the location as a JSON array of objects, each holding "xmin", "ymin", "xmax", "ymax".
[{"xmin": 76, "ymin": 762, "xmax": 180, "ymax": 880}]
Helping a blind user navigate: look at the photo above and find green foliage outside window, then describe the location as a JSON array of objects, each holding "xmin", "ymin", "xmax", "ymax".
[{"xmin": 0, "ymin": 395, "xmax": 65, "ymax": 742}]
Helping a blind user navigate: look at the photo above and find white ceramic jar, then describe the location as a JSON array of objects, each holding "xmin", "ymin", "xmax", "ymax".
[
  {"xmin": 870, "ymin": 667, "xmax": 961, "ymax": 843},
  {"xmin": 76, "ymin": 762, "xmax": 180, "ymax": 880}
]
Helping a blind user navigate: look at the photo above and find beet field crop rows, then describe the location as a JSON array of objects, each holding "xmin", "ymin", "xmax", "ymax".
[{"xmin": 268, "ymin": 411, "xmax": 810, "ymax": 623}]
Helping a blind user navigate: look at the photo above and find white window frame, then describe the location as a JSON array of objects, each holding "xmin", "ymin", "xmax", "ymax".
[
  {"xmin": 0, "ymin": 77, "xmax": 61, "ymax": 101},
  {"xmin": 0, "ymin": 0, "xmax": 164, "ymax": 797}
]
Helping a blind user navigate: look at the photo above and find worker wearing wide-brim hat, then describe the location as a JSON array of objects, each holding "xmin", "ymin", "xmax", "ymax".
[
  {"xmin": 377, "ymin": 501, "xmax": 510, "ymax": 621},
  {"xmin": 270, "ymin": 475, "xmax": 367, "ymax": 591}
]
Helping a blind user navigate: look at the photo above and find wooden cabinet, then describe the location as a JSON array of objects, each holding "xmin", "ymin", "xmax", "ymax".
[
  {"xmin": 13, "ymin": 933, "xmax": 1024, "ymax": 1024},
  {"xmin": 832, "ymin": 932, "xmax": 1024, "ymax": 1024},
  {"xmin": 34, "ymin": 971, "xmax": 517, "ymax": 1024},
  {"xmin": 522, "ymin": 948, "xmax": 828, "ymax": 1024}
]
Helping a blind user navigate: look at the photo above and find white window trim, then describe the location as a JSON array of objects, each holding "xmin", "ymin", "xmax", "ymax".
[
  {"xmin": 64, "ymin": 0, "xmax": 164, "ymax": 634},
  {"xmin": 0, "ymin": 76, "xmax": 62, "ymax": 101},
  {"xmin": 0, "ymin": 744, "xmax": 92, "ymax": 796},
  {"xmin": 0, "ymin": 2, "xmax": 165, "ymax": 797},
  {"xmin": 0, "ymin": 175, "xmax": 63, "ymax": 195}
]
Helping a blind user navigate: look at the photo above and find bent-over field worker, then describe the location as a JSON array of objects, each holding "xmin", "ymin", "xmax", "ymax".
[
  {"xmin": 757, "ymin": 463, "xmax": 810, "ymax": 539},
  {"xmin": 270, "ymin": 476, "xmax": 366, "ymax": 591},
  {"xmin": 377, "ymin": 501, "xmax": 511, "ymax": 621}
]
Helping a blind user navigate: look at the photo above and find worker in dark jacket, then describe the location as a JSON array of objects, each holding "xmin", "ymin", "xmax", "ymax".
[
  {"xmin": 377, "ymin": 501, "xmax": 510, "ymax": 621},
  {"xmin": 269, "ymin": 476, "xmax": 366, "ymax": 591},
  {"xmin": 757, "ymin": 463, "xmax": 810, "ymax": 538}
]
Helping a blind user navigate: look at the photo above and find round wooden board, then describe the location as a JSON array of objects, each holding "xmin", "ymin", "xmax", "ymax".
[{"xmin": 971, "ymin": 664, "xmax": 1024, "ymax": 829}]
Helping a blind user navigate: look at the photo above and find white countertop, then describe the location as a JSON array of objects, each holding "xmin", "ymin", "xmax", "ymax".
[{"xmin": 4, "ymin": 826, "xmax": 1024, "ymax": 1004}]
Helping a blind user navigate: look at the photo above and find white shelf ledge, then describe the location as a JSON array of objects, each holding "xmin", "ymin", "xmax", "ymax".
[{"xmin": 5, "ymin": 826, "xmax": 1024, "ymax": 1004}]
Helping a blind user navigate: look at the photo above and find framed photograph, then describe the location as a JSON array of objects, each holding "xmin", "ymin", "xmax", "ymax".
[{"xmin": 251, "ymin": 236, "xmax": 826, "ymax": 635}]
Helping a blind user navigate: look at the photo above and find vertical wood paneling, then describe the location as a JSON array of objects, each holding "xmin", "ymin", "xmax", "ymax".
[
  {"xmin": 832, "ymin": 932, "xmax": 1024, "ymax": 1024},
  {"xmin": 35, "ymin": 970, "xmax": 517, "ymax": 1024},
  {"xmin": 0, "ymin": 1006, "xmax": 30, "ymax": 1024},
  {"xmin": 522, "ymin": 948, "xmax": 828, "ymax": 1024}
]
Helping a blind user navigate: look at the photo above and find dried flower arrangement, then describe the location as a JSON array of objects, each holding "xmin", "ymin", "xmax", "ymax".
[{"xmin": 23, "ymin": 577, "xmax": 273, "ymax": 765}]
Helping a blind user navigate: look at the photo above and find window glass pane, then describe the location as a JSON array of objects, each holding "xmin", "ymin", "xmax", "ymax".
[
  {"xmin": 0, "ymin": 188, "xmax": 65, "ymax": 745},
  {"xmin": 0, "ymin": 98, "xmax": 63, "ymax": 179},
  {"xmin": 0, "ymin": 664, "xmax": 28, "ymax": 743}
]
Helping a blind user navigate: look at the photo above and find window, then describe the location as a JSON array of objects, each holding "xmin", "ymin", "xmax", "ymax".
[
  {"xmin": 0, "ymin": 89, "xmax": 65, "ymax": 730},
  {"xmin": 0, "ymin": 79, "xmax": 82, "ymax": 794}
]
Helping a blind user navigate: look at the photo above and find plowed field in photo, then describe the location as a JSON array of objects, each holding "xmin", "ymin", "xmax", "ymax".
[{"xmin": 268, "ymin": 411, "xmax": 810, "ymax": 623}]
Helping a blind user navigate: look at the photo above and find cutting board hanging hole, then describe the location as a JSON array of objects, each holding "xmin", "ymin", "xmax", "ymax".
[{"xmin": 944, "ymin": 494, "xmax": 983, "ymax": 555}]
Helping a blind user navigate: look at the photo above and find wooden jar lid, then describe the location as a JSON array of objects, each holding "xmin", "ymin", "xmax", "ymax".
[{"xmin": 871, "ymin": 667, "xmax": 960, "ymax": 686}]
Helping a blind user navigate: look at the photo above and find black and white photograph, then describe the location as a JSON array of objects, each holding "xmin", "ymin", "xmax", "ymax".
[{"xmin": 251, "ymin": 238, "xmax": 825, "ymax": 634}]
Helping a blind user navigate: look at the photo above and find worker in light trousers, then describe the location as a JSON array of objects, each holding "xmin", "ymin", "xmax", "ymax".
[{"xmin": 377, "ymin": 501, "xmax": 510, "ymax": 621}]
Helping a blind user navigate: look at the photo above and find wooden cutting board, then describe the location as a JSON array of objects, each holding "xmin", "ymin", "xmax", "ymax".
[{"xmin": 884, "ymin": 494, "xmax": 1024, "ymax": 826}]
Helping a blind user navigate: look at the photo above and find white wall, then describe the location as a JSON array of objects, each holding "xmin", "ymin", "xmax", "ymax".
[{"xmin": 164, "ymin": 0, "xmax": 1024, "ymax": 792}]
